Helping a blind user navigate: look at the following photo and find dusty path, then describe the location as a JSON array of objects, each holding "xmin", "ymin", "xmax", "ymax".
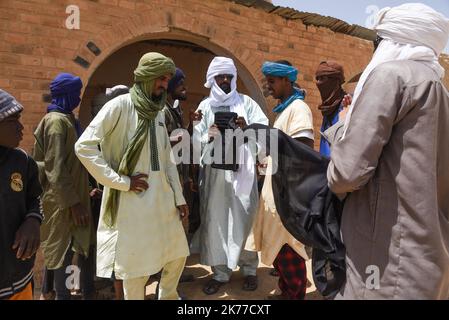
[{"xmin": 34, "ymin": 251, "xmax": 322, "ymax": 300}]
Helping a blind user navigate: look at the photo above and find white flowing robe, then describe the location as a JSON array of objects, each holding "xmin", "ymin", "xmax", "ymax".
[
  {"xmin": 75, "ymin": 94, "xmax": 189, "ymax": 280},
  {"xmin": 190, "ymin": 94, "xmax": 268, "ymax": 269}
]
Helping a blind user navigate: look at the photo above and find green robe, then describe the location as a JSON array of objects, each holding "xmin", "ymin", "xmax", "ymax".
[{"xmin": 33, "ymin": 112, "xmax": 93, "ymax": 270}]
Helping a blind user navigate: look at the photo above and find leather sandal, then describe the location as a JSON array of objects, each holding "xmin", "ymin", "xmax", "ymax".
[{"xmin": 203, "ymin": 279, "xmax": 225, "ymax": 295}]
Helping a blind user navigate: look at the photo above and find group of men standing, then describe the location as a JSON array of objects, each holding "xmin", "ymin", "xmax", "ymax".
[{"xmin": 1, "ymin": 2, "xmax": 449, "ymax": 301}]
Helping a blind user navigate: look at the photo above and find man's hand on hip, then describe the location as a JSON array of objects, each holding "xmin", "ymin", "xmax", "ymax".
[{"xmin": 129, "ymin": 173, "xmax": 149, "ymax": 193}]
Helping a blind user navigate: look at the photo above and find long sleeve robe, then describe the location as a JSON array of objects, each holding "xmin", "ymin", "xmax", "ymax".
[
  {"xmin": 190, "ymin": 94, "xmax": 268, "ymax": 269},
  {"xmin": 75, "ymin": 94, "xmax": 189, "ymax": 280},
  {"xmin": 328, "ymin": 61, "xmax": 449, "ymax": 299},
  {"xmin": 33, "ymin": 112, "xmax": 93, "ymax": 270}
]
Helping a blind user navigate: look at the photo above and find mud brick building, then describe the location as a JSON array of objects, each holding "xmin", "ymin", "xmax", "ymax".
[{"xmin": 1, "ymin": 0, "xmax": 448, "ymax": 152}]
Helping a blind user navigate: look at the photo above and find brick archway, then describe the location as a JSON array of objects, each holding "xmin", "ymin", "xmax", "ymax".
[
  {"xmin": 4, "ymin": 0, "xmax": 379, "ymax": 152},
  {"xmin": 72, "ymin": 9, "xmax": 267, "ymax": 114}
]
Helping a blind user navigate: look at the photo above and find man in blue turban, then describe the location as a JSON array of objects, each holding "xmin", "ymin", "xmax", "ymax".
[
  {"xmin": 252, "ymin": 60, "xmax": 315, "ymax": 300},
  {"xmin": 33, "ymin": 73, "xmax": 95, "ymax": 300}
]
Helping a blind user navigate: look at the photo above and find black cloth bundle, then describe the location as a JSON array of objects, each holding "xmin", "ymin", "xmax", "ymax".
[{"xmin": 244, "ymin": 123, "xmax": 346, "ymax": 299}]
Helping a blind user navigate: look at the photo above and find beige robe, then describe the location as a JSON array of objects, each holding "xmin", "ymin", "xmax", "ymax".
[
  {"xmin": 328, "ymin": 60, "xmax": 449, "ymax": 299},
  {"xmin": 75, "ymin": 94, "xmax": 189, "ymax": 280},
  {"xmin": 252, "ymin": 99, "xmax": 314, "ymax": 265}
]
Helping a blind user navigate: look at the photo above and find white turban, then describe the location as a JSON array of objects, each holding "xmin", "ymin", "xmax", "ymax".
[
  {"xmin": 342, "ymin": 3, "xmax": 449, "ymax": 139},
  {"xmin": 374, "ymin": 3, "xmax": 449, "ymax": 56},
  {"xmin": 204, "ymin": 56, "xmax": 241, "ymax": 107}
]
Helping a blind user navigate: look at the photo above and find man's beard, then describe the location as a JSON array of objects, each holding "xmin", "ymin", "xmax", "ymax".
[
  {"xmin": 219, "ymin": 83, "xmax": 231, "ymax": 94},
  {"xmin": 152, "ymin": 95, "xmax": 163, "ymax": 102},
  {"xmin": 152, "ymin": 89, "xmax": 165, "ymax": 101}
]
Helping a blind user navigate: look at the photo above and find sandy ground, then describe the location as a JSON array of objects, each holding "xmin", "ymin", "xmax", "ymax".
[
  {"xmin": 145, "ymin": 254, "xmax": 323, "ymax": 300},
  {"xmin": 33, "ymin": 250, "xmax": 322, "ymax": 300}
]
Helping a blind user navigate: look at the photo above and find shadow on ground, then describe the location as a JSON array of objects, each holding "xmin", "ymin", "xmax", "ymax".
[{"xmin": 34, "ymin": 251, "xmax": 323, "ymax": 300}]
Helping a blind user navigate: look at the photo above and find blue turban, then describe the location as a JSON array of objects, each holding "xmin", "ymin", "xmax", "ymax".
[
  {"xmin": 47, "ymin": 73, "xmax": 83, "ymax": 114},
  {"xmin": 167, "ymin": 68, "xmax": 185, "ymax": 94},
  {"xmin": 261, "ymin": 61, "xmax": 298, "ymax": 82}
]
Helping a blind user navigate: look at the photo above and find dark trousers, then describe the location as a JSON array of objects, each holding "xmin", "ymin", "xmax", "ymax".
[
  {"xmin": 273, "ymin": 244, "xmax": 307, "ymax": 300},
  {"xmin": 42, "ymin": 246, "xmax": 96, "ymax": 300}
]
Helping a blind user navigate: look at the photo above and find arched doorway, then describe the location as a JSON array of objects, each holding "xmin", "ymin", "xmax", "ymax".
[{"xmin": 79, "ymin": 37, "xmax": 267, "ymax": 128}]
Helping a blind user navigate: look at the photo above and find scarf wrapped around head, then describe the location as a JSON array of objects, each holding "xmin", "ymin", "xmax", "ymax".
[
  {"xmin": 262, "ymin": 61, "xmax": 304, "ymax": 113},
  {"xmin": 315, "ymin": 61, "xmax": 346, "ymax": 117},
  {"xmin": 47, "ymin": 73, "xmax": 83, "ymax": 114},
  {"xmin": 262, "ymin": 61, "xmax": 298, "ymax": 82},
  {"xmin": 104, "ymin": 52, "xmax": 175, "ymax": 227},
  {"xmin": 375, "ymin": 3, "xmax": 449, "ymax": 57},
  {"xmin": 204, "ymin": 57, "xmax": 241, "ymax": 107},
  {"xmin": 167, "ymin": 68, "xmax": 185, "ymax": 95},
  {"xmin": 343, "ymin": 3, "xmax": 449, "ymax": 139},
  {"xmin": 47, "ymin": 73, "xmax": 83, "ymax": 136}
]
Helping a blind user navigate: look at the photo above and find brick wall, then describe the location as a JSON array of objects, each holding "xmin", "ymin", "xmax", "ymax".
[{"xmin": 0, "ymin": 0, "xmax": 448, "ymax": 153}]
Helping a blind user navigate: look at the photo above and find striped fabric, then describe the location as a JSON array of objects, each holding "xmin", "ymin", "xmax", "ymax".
[
  {"xmin": 0, "ymin": 89, "xmax": 24, "ymax": 122},
  {"xmin": 0, "ymin": 270, "xmax": 33, "ymax": 300}
]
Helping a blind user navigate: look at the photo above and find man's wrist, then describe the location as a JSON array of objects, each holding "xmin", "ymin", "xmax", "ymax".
[{"xmin": 25, "ymin": 213, "xmax": 43, "ymax": 225}]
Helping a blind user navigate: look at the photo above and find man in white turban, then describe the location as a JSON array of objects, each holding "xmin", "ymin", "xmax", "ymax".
[
  {"xmin": 327, "ymin": 3, "xmax": 449, "ymax": 299},
  {"xmin": 191, "ymin": 57, "xmax": 268, "ymax": 295}
]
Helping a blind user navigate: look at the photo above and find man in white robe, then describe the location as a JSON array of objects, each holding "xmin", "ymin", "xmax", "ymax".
[
  {"xmin": 191, "ymin": 57, "xmax": 268, "ymax": 295},
  {"xmin": 75, "ymin": 52, "xmax": 189, "ymax": 300}
]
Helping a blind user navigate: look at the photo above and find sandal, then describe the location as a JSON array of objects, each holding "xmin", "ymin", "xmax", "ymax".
[
  {"xmin": 242, "ymin": 275, "xmax": 258, "ymax": 291},
  {"xmin": 203, "ymin": 279, "xmax": 225, "ymax": 295}
]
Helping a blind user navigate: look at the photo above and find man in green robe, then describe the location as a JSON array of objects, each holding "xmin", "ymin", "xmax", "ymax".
[{"xmin": 33, "ymin": 73, "xmax": 95, "ymax": 300}]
